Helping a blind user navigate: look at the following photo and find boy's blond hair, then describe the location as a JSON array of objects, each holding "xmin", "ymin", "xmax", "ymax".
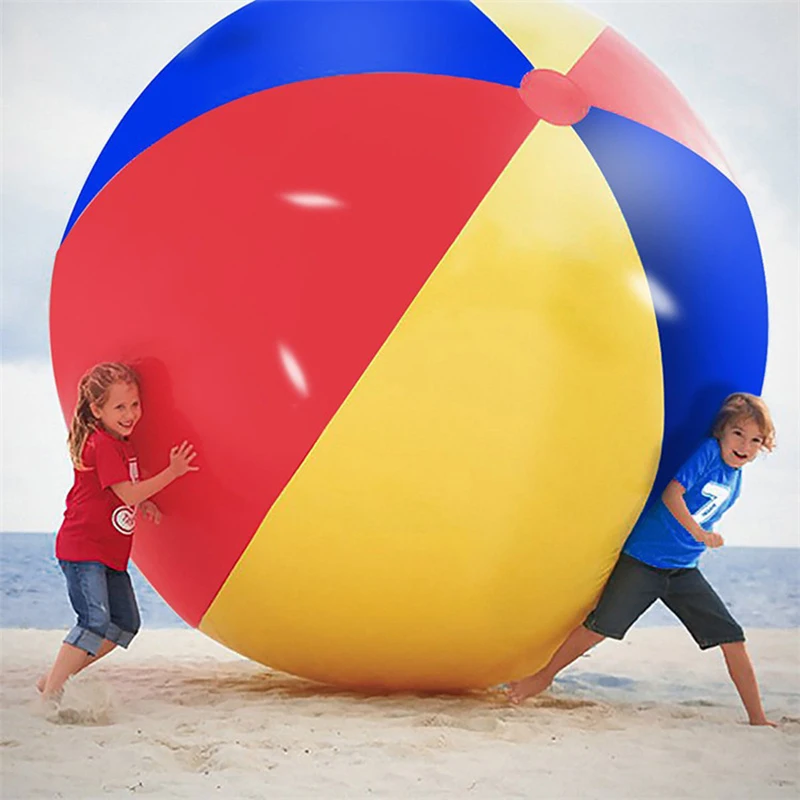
[{"xmin": 711, "ymin": 392, "xmax": 775, "ymax": 452}]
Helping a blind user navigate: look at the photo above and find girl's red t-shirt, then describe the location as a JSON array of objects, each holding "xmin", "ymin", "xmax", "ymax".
[{"xmin": 56, "ymin": 428, "xmax": 140, "ymax": 571}]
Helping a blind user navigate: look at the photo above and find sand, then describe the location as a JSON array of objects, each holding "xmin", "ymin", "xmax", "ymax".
[{"xmin": 1, "ymin": 627, "xmax": 798, "ymax": 799}]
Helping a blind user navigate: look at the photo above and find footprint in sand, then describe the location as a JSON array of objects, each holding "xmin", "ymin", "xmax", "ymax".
[
  {"xmin": 531, "ymin": 696, "xmax": 598, "ymax": 711},
  {"xmin": 416, "ymin": 713, "xmax": 500, "ymax": 732}
]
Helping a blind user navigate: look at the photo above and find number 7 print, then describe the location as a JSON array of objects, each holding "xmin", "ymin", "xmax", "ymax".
[{"xmin": 691, "ymin": 482, "xmax": 731, "ymax": 525}]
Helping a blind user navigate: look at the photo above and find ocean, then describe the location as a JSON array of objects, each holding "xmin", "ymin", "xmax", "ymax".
[{"xmin": 1, "ymin": 533, "xmax": 798, "ymax": 630}]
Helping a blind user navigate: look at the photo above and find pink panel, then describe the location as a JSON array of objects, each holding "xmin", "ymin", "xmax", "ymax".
[{"xmin": 569, "ymin": 28, "xmax": 732, "ymax": 179}]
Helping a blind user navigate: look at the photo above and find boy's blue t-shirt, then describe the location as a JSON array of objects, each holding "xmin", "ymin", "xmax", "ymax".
[{"xmin": 623, "ymin": 438, "xmax": 742, "ymax": 569}]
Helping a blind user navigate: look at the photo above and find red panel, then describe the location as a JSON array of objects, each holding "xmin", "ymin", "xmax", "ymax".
[
  {"xmin": 51, "ymin": 73, "xmax": 535, "ymax": 626},
  {"xmin": 569, "ymin": 28, "xmax": 732, "ymax": 178},
  {"xmin": 519, "ymin": 69, "xmax": 589, "ymax": 126}
]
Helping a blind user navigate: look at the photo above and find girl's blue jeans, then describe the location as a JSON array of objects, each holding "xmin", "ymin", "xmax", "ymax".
[{"xmin": 59, "ymin": 560, "xmax": 141, "ymax": 656}]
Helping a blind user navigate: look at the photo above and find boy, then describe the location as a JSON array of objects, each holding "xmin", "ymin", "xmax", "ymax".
[{"xmin": 508, "ymin": 393, "xmax": 777, "ymax": 727}]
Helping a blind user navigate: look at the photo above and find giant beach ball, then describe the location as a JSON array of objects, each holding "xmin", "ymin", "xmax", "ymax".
[{"xmin": 51, "ymin": 0, "xmax": 768, "ymax": 690}]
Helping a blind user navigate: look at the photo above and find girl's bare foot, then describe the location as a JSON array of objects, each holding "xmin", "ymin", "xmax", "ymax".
[
  {"xmin": 506, "ymin": 671, "xmax": 552, "ymax": 704},
  {"xmin": 41, "ymin": 687, "xmax": 64, "ymax": 704}
]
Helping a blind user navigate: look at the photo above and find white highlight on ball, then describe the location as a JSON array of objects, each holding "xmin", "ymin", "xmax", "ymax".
[
  {"xmin": 280, "ymin": 191, "xmax": 346, "ymax": 210},
  {"xmin": 278, "ymin": 343, "xmax": 310, "ymax": 398},
  {"xmin": 629, "ymin": 272, "xmax": 680, "ymax": 320}
]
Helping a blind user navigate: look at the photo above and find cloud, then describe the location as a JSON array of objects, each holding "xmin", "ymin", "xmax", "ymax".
[{"xmin": 1, "ymin": 362, "xmax": 73, "ymax": 533}]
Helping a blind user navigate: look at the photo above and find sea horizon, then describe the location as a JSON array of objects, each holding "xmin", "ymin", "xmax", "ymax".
[{"xmin": 2, "ymin": 533, "xmax": 798, "ymax": 630}]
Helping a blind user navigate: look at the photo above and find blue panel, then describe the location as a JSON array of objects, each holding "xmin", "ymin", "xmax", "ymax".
[
  {"xmin": 575, "ymin": 108, "xmax": 768, "ymax": 506},
  {"xmin": 62, "ymin": 0, "xmax": 530, "ymax": 241}
]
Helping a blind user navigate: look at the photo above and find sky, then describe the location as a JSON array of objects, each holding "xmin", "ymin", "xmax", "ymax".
[{"xmin": 1, "ymin": 0, "xmax": 798, "ymax": 546}]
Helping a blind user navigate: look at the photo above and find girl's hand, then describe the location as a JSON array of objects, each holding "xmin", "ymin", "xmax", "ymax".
[
  {"xmin": 169, "ymin": 441, "xmax": 199, "ymax": 477},
  {"xmin": 139, "ymin": 500, "xmax": 162, "ymax": 525},
  {"xmin": 702, "ymin": 531, "xmax": 724, "ymax": 548}
]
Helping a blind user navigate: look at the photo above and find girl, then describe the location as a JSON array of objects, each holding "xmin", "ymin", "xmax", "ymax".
[
  {"xmin": 40, "ymin": 362, "xmax": 198, "ymax": 700},
  {"xmin": 507, "ymin": 393, "xmax": 778, "ymax": 726}
]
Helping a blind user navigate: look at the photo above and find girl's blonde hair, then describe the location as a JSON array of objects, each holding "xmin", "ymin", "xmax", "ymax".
[
  {"xmin": 67, "ymin": 362, "xmax": 140, "ymax": 469},
  {"xmin": 711, "ymin": 392, "xmax": 775, "ymax": 452}
]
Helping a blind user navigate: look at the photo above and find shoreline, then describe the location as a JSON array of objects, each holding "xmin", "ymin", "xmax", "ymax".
[{"xmin": 2, "ymin": 627, "xmax": 799, "ymax": 798}]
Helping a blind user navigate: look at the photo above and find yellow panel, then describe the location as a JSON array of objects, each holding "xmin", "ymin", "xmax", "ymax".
[
  {"xmin": 474, "ymin": 0, "xmax": 605, "ymax": 74},
  {"xmin": 201, "ymin": 123, "xmax": 663, "ymax": 691}
]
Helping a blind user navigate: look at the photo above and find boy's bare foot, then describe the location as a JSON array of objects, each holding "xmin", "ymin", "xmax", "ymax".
[
  {"xmin": 749, "ymin": 717, "xmax": 778, "ymax": 728},
  {"xmin": 36, "ymin": 674, "xmax": 48, "ymax": 694},
  {"xmin": 505, "ymin": 672, "xmax": 552, "ymax": 704}
]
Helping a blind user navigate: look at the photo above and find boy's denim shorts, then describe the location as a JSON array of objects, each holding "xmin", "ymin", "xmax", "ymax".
[
  {"xmin": 59, "ymin": 560, "xmax": 141, "ymax": 656},
  {"xmin": 583, "ymin": 553, "xmax": 744, "ymax": 650}
]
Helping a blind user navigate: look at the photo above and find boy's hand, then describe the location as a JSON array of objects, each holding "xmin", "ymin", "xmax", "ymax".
[
  {"xmin": 702, "ymin": 531, "xmax": 725, "ymax": 548},
  {"xmin": 139, "ymin": 500, "xmax": 162, "ymax": 525},
  {"xmin": 169, "ymin": 441, "xmax": 199, "ymax": 477}
]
